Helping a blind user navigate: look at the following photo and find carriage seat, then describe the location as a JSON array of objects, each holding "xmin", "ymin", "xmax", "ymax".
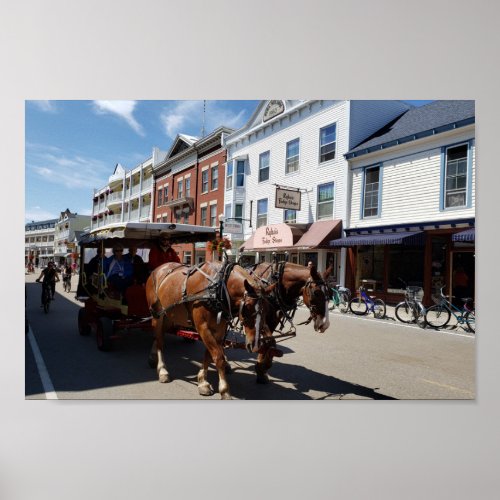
[{"xmin": 125, "ymin": 283, "xmax": 150, "ymax": 316}]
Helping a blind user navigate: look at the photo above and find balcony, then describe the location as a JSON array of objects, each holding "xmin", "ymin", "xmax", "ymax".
[
  {"xmin": 107, "ymin": 191, "xmax": 124, "ymax": 205},
  {"xmin": 164, "ymin": 196, "xmax": 194, "ymax": 209}
]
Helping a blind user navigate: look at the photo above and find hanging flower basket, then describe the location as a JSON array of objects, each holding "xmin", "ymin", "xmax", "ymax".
[
  {"xmin": 92, "ymin": 216, "xmax": 97, "ymax": 221},
  {"xmin": 93, "ymin": 196, "xmax": 98, "ymax": 202},
  {"xmin": 98, "ymin": 214, "xmax": 103, "ymax": 219},
  {"xmin": 108, "ymin": 209, "xmax": 114, "ymax": 215},
  {"xmin": 99, "ymin": 194, "xmax": 104, "ymax": 199},
  {"xmin": 105, "ymin": 189, "xmax": 110, "ymax": 195},
  {"xmin": 208, "ymin": 237, "xmax": 232, "ymax": 256}
]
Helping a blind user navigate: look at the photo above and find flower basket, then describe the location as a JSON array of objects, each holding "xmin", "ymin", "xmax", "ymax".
[{"xmin": 208, "ymin": 237, "xmax": 232, "ymax": 256}]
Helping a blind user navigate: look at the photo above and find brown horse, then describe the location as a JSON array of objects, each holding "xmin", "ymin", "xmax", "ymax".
[
  {"xmin": 145, "ymin": 260, "xmax": 275, "ymax": 399},
  {"xmin": 249, "ymin": 261, "xmax": 333, "ymax": 383}
]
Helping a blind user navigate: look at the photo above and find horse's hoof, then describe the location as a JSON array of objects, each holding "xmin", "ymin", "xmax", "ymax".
[
  {"xmin": 198, "ymin": 382, "xmax": 214, "ymax": 396},
  {"xmin": 256, "ymin": 373, "xmax": 269, "ymax": 384},
  {"xmin": 159, "ymin": 372, "xmax": 171, "ymax": 383},
  {"xmin": 221, "ymin": 392, "xmax": 232, "ymax": 400}
]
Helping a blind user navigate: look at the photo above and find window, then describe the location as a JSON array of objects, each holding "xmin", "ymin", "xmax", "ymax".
[
  {"xmin": 225, "ymin": 203, "xmax": 232, "ymax": 219},
  {"xmin": 259, "ymin": 151, "xmax": 270, "ymax": 182},
  {"xmin": 183, "ymin": 251, "xmax": 192, "ymax": 266},
  {"xmin": 202, "ymin": 170, "xmax": 209, "ymax": 193},
  {"xmin": 284, "ymin": 209, "xmax": 296, "ymax": 223},
  {"xmin": 235, "ymin": 203, "xmax": 243, "ymax": 222},
  {"xmin": 317, "ymin": 182, "xmax": 334, "ymax": 219},
  {"xmin": 185, "ymin": 178, "xmax": 190, "ymax": 197},
  {"xmin": 163, "ymin": 185, "xmax": 168, "ymax": 203},
  {"xmin": 200, "ymin": 206, "xmax": 207, "ymax": 226},
  {"xmin": 226, "ymin": 161, "xmax": 233, "ymax": 190},
  {"xmin": 257, "ymin": 198, "xmax": 268, "ymax": 228},
  {"xmin": 445, "ymin": 144, "xmax": 468, "ymax": 208},
  {"xmin": 236, "ymin": 160, "xmax": 245, "ymax": 187},
  {"xmin": 320, "ymin": 123, "xmax": 337, "ymax": 162},
  {"xmin": 286, "ymin": 138, "xmax": 300, "ymax": 173},
  {"xmin": 177, "ymin": 179, "xmax": 183, "ymax": 199},
  {"xmin": 157, "ymin": 188, "xmax": 163, "ymax": 207},
  {"xmin": 211, "ymin": 165, "xmax": 218, "ymax": 190},
  {"xmin": 210, "ymin": 204, "xmax": 217, "ymax": 227},
  {"xmin": 363, "ymin": 166, "xmax": 381, "ymax": 217}
]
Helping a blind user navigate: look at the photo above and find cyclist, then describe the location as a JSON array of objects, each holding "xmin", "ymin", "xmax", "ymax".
[{"xmin": 36, "ymin": 261, "xmax": 60, "ymax": 305}]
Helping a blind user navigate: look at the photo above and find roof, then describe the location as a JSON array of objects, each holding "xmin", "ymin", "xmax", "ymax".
[{"xmin": 346, "ymin": 100, "xmax": 475, "ymax": 159}]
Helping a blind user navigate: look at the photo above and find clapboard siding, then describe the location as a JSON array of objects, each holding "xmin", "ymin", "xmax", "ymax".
[{"xmin": 349, "ymin": 127, "xmax": 476, "ymax": 227}]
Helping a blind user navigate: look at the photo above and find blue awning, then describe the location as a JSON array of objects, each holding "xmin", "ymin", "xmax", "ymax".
[
  {"xmin": 330, "ymin": 231, "xmax": 425, "ymax": 247},
  {"xmin": 452, "ymin": 228, "xmax": 475, "ymax": 242}
]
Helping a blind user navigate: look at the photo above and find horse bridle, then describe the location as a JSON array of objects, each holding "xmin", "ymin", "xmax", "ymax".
[
  {"xmin": 239, "ymin": 290, "xmax": 268, "ymax": 352},
  {"xmin": 300, "ymin": 277, "xmax": 331, "ymax": 325}
]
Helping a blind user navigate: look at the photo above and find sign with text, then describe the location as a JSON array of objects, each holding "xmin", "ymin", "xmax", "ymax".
[
  {"xmin": 224, "ymin": 221, "xmax": 243, "ymax": 234},
  {"xmin": 275, "ymin": 187, "xmax": 301, "ymax": 210}
]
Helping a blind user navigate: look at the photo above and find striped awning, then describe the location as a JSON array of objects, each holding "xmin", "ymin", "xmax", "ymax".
[
  {"xmin": 452, "ymin": 228, "xmax": 475, "ymax": 242},
  {"xmin": 330, "ymin": 231, "xmax": 425, "ymax": 247}
]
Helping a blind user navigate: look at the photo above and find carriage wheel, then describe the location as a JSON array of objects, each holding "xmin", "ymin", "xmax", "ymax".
[
  {"xmin": 78, "ymin": 308, "xmax": 91, "ymax": 336},
  {"xmin": 96, "ymin": 317, "xmax": 113, "ymax": 351}
]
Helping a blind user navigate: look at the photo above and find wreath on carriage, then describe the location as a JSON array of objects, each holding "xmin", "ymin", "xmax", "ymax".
[{"xmin": 207, "ymin": 237, "xmax": 232, "ymax": 256}]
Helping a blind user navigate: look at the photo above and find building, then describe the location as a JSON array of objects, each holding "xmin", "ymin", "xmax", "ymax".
[
  {"xmin": 25, "ymin": 218, "xmax": 57, "ymax": 268},
  {"xmin": 91, "ymin": 156, "xmax": 154, "ymax": 230},
  {"xmin": 223, "ymin": 100, "xmax": 411, "ymax": 279},
  {"xmin": 53, "ymin": 209, "xmax": 91, "ymax": 266},
  {"xmin": 153, "ymin": 127, "xmax": 233, "ymax": 264},
  {"xmin": 331, "ymin": 100, "xmax": 475, "ymax": 304}
]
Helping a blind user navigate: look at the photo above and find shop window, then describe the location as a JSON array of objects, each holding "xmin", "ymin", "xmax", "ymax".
[
  {"xmin": 317, "ymin": 182, "xmax": 334, "ymax": 220},
  {"xmin": 363, "ymin": 165, "xmax": 381, "ymax": 218},
  {"xmin": 325, "ymin": 252, "xmax": 338, "ymax": 284},
  {"xmin": 319, "ymin": 123, "xmax": 337, "ymax": 163},
  {"xmin": 444, "ymin": 144, "xmax": 468, "ymax": 208},
  {"xmin": 256, "ymin": 198, "xmax": 268, "ymax": 228},
  {"xmin": 387, "ymin": 246, "xmax": 424, "ymax": 290},
  {"xmin": 356, "ymin": 246, "xmax": 384, "ymax": 291}
]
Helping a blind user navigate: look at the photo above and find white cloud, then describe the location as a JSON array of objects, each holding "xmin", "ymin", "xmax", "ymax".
[
  {"xmin": 25, "ymin": 206, "xmax": 57, "ymax": 222},
  {"xmin": 31, "ymin": 100, "xmax": 57, "ymax": 113},
  {"xmin": 93, "ymin": 100, "xmax": 145, "ymax": 136},
  {"xmin": 159, "ymin": 100, "xmax": 248, "ymax": 140}
]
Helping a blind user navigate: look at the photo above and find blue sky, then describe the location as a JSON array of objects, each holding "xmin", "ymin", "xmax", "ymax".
[{"xmin": 25, "ymin": 100, "xmax": 433, "ymax": 223}]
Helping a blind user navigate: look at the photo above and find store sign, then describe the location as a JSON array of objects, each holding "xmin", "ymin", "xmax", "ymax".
[
  {"xmin": 224, "ymin": 221, "xmax": 243, "ymax": 234},
  {"xmin": 254, "ymin": 224, "xmax": 294, "ymax": 248},
  {"xmin": 275, "ymin": 187, "xmax": 301, "ymax": 210}
]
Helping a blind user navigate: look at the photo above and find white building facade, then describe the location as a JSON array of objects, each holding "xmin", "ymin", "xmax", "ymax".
[
  {"xmin": 53, "ymin": 209, "xmax": 91, "ymax": 265},
  {"xmin": 25, "ymin": 219, "xmax": 57, "ymax": 268},
  {"xmin": 223, "ymin": 99, "xmax": 410, "ymax": 283}
]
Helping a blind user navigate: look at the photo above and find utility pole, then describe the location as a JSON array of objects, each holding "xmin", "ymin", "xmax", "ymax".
[{"xmin": 201, "ymin": 100, "xmax": 206, "ymax": 138}]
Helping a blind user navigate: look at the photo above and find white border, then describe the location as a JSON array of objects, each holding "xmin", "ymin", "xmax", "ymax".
[{"xmin": 3, "ymin": 1, "xmax": 499, "ymax": 499}]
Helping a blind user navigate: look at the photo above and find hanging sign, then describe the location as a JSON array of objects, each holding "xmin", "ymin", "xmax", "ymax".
[{"xmin": 275, "ymin": 187, "xmax": 301, "ymax": 210}]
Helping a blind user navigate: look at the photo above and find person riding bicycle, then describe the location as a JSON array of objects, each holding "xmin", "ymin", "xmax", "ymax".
[{"xmin": 36, "ymin": 261, "xmax": 60, "ymax": 304}]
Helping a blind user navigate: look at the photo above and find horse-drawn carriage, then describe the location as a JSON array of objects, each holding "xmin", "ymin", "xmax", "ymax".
[{"xmin": 76, "ymin": 222, "xmax": 333, "ymax": 399}]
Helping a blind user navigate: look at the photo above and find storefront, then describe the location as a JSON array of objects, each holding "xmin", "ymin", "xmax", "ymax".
[
  {"xmin": 331, "ymin": 219, "xmax": 475, "ymax": 305},
  {"xmin": 240, "ymin": 220, "xmax": 342, "ymax": 280}
]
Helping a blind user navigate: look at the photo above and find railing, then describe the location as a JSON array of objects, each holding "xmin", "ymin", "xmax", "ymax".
[
  {"xmin": 141, "ymin": 177, "xmax": 153, "ymax": 191},
  {"xmin": 129, "ymin": 209, "xmax": 140, "ymax": 221},
  {"xmin": 140, "ymin": 206, "xmax": 150, "ymax": 219},
  {"xmin": 107, "ymin": 191, "xmax": 123, "ymax": 203},
  {"xmin": 106, "ymin": 214, "xmax": 122, "ymax": 224}
]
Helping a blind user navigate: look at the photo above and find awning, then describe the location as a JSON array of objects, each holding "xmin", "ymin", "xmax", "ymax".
[
  {"xmin": 330, "ymin": 231, "xmax": 425, "ymax": 247},
  {"xmin": 239, "ymin": 233, "xmax": 255, "ymax": 252},
  {"xmin": 452, "ymin": 228, "xmax": 475, "ymax": 242},
  {"xmin": 294, "ymin": 219, "xmax": 342, "ymax": 249},
  {"xmin": 240, "ymin": 223, "xmax": 307, "ymax": 252}
]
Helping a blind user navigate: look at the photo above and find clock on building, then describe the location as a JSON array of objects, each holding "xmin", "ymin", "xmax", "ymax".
[{"xmin": 263, "ymin": 100, "xmax": 285, "ymax": 122}]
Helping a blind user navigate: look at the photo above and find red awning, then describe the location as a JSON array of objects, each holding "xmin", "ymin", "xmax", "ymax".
[{"xmin": 294, "ymin": 219, "xmax": 342, "ymax": 249}]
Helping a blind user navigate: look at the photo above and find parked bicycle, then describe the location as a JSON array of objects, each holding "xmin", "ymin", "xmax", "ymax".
[
  {"xmin": 349, "ymin": 286, "xmax": 386, "ymax": 318},
  {"xmin": 329, "ymin": 284, "xmax": 351, "ymax": 313},
  {"xmin": 394, "ymin": 279, "xmax": 426, "ymax": 326},
  {"xmin": 425, "ymin": 286, "xmax": 475, "ymax": 333}
]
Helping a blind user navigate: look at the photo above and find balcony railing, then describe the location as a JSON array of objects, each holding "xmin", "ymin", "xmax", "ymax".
[{"xmin": 107, "ymin": 191, "xmax": 123, "ymax": 203}]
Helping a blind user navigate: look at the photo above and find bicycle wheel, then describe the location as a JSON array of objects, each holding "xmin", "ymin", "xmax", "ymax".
[
  {"xmin": 338, "ymin": 292, "xmax": 350, "ymax": 314},
  {"xmin": 465, "ymin": 310, "xmax": 475, "ymax": 333},
  {"xmin": 349, "ymin": 297, "xmax": 368, "ymax": 315},
  {"xmin": 425, "ymin": 305, "xmax": 451, "ymax": 328},
  {"xmin": 43, "ymin": 291, "xmax": 50, "ymax": 314},
  {"xmin": 373, "ymin": 298, "xmax": 386, "ymax": 319},
  {"xmin": 395, "ymin": 302, "xmax": 415, "ymax": 323}
]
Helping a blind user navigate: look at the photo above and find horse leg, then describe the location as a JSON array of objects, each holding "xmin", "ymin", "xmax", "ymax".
[
  {"xmin": 255, "ymin": 334, "xmax": 275, "ymax": 384},
  {"xmin": 152, "ymin": 317, "xmax": 170, "ymax": 383},
  {"xmin": 197, "ymin": 349, "xmax": 214, "ymax": 396}
]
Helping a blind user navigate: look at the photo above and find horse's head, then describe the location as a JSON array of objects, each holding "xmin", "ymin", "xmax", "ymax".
[
  {"xmin": 301, "ymin": 264, "xmax": 332, "ymax": 333},
  {"xmin": 239, "ymin": 279, "xmax": 275, "ymax": 353}
]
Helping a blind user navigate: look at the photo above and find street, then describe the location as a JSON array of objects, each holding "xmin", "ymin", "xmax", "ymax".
[{"xmin": 25, "ymin": 272, "xmax": 475, "ymax": 400}]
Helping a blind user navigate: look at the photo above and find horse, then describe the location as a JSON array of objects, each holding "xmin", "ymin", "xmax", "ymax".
[
  {"xmin": 145, "ymin": 260, "xmax": 275, "ymax": 399},
  {"xmin": 248, "ymin": 261, "xmax": 333, "ymax": 383}
]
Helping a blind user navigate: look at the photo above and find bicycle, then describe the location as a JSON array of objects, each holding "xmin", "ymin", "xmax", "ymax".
[
  {"xmin": 394, "ymin": 279, "xmax": 426, "ymax": 326},
  {"xmin": 425, "ymin": 286, "xmax": 475, "ymax": 333},
  {"xmin": 37, "ymin": 280, "xmax": 52, "ymax": 314},
  {"xmin": 349, "ymin": 286, "xmax": 386, "ymax": 319},
  {"xmin": 329, "ymin": 284, "xmax": 351, "ymax": 313}
]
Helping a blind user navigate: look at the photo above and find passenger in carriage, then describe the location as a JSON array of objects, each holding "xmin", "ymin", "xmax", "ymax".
[
  {"xmin": 125, "ymin": 244, "xmax": 148, "ymax": 284},
  {"xmin": 104, "ymin": 243, "xmax": 133, "ymax": 295},
  {"xmin": 148, "ymin": 233, "xmax": 180, "ymax": 271}
]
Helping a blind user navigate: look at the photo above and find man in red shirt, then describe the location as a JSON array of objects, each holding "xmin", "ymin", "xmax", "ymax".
[{"xmin": 148, "ymin": 234, "xmax": 180, "ymax": 271}]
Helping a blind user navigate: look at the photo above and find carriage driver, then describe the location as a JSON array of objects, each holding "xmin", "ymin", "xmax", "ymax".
[{"xmin": 148, "ymin": 232, "xmax": 180, "ymax": 271}]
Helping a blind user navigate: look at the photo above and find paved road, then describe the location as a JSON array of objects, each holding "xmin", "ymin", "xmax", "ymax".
[{"xmin": 25, "ymin": 272, "xmax": 475, "ymax": 400}]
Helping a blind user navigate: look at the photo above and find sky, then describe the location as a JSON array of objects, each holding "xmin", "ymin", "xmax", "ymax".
[{"xmin": 25, "ymin": 100, "xmax": 433, "ymax": 223}]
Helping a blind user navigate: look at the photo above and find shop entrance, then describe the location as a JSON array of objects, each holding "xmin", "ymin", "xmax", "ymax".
[{"xmin": 451, "ymin": 251, "xmax": 475, "ymax": 304}]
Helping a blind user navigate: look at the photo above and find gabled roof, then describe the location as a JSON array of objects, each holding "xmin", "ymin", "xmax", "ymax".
[
  {"xmin": 346, "ymin": 100, "xmax": 475, "ymax": 159},
  {"xmin": 166, "ymin": 133, "xmax": 199, "ymax": 159}
]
